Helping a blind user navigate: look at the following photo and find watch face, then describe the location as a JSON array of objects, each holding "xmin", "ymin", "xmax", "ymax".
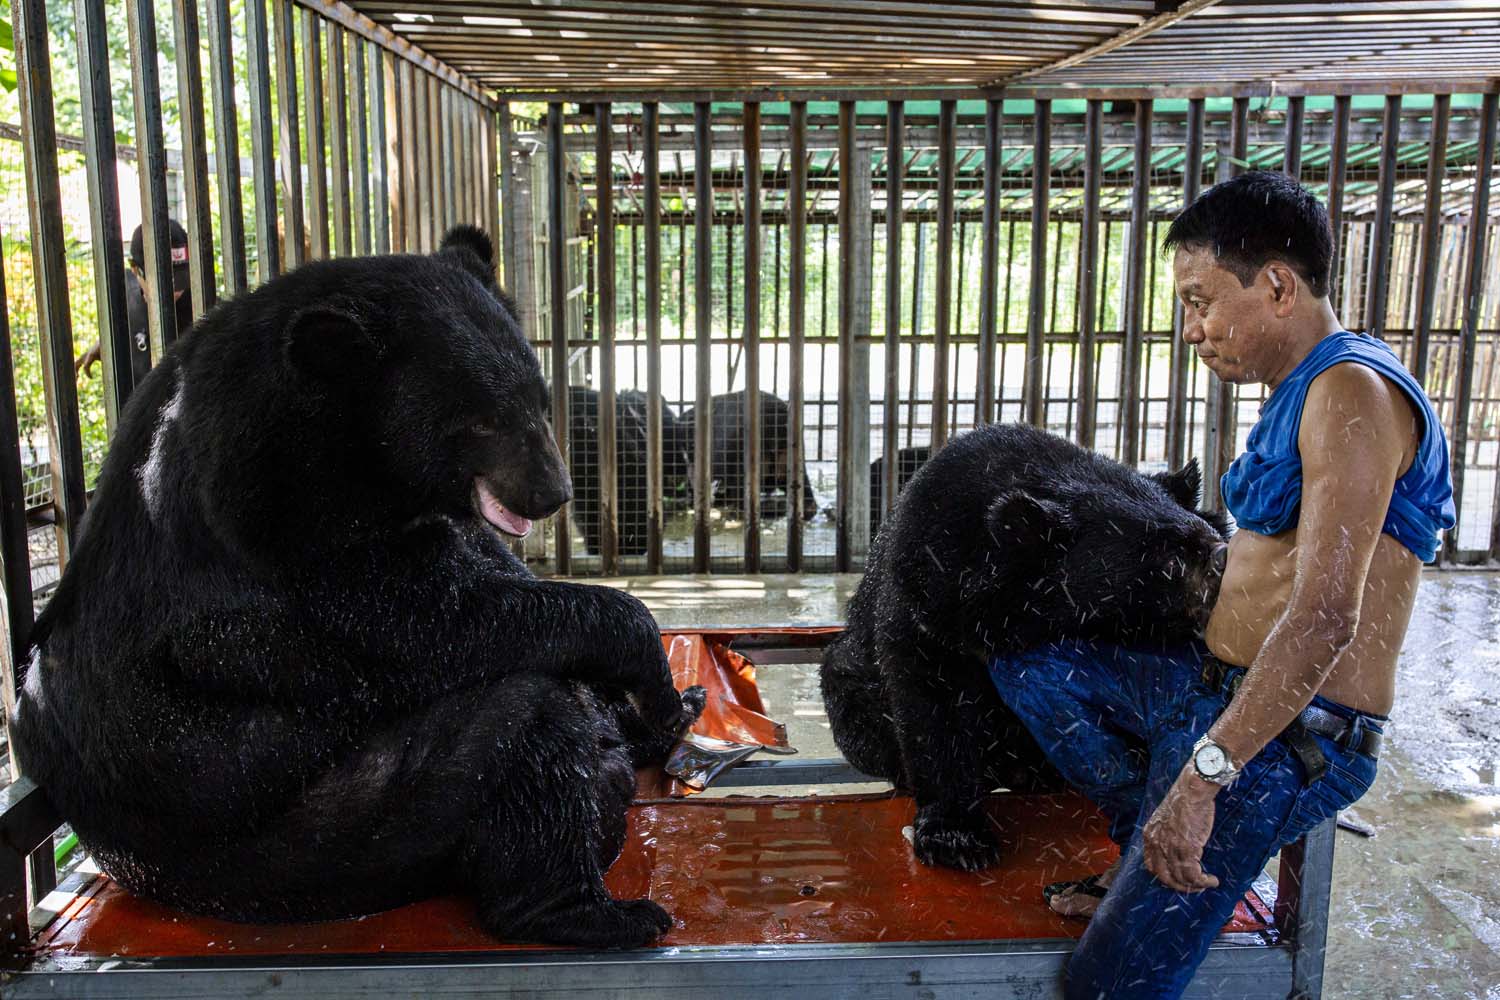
[{"xmin": 1195, "ymin": 743, "xmax": 1227, "ymax": 775}]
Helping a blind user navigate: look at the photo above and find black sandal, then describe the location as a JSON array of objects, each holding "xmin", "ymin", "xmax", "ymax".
[{"xmin": 1043, "ymin": 873, "xmax": 1109, "ymax": 910}]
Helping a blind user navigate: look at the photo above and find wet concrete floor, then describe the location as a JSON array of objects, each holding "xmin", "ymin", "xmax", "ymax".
[{"xmin": 600, "ymin": 569, "xmax": 1500, "ymax": 1000}]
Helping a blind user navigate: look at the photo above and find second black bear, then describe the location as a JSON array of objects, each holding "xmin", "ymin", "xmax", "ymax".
[{"xmin": 821, "ymin": 423, "xmax": 1230, "ymax": 871}]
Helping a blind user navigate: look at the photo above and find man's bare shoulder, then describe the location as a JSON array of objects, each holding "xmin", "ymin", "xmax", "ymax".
[{"xmin": 1300, "ymin": 360, "xmax": 1418, "ymax": 475}]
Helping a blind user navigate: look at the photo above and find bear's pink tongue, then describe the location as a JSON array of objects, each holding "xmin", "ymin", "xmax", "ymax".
[{"xmin": 474, "ymin": 478, "xmax": 533, "ymax": 538}]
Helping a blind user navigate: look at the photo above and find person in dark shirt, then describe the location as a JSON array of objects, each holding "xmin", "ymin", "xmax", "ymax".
[{"xmin": 76, "ymin": 220, "xmax": 194, "ymax": 389}]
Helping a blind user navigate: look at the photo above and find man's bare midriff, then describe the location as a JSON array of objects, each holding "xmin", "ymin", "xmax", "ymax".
[{"xmin": 1204, "ymin": 527, "xmax": 1421, "ymax": 717}]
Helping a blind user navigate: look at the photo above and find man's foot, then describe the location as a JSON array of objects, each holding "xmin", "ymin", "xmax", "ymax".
[{"xmin": 1043, "ymin": 859, "xmax": 1121, "ymax": 918}]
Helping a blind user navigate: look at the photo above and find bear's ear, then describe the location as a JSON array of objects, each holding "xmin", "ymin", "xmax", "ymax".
[
  {"xmin": 1153, "ymin": 458, "xmax": 1203, "ymax": 510},
  {"xmin": 986, "ymin": 489, "xmax": 1072, "ymax": 549},
  {"xmin": 437, "ymin": 225, "xmax": 498, "ymax": 288},
  {"xmin": 283, "ymin": 304, "xmax": 379, "ymax": 382}
]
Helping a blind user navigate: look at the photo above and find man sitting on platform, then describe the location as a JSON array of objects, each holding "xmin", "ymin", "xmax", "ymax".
[{"xmin": 987, "ymin": 171, "xmax": 1455, "ymax": 999}]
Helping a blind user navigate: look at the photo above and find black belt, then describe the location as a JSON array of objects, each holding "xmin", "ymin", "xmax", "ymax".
[{"xmin": 1200, "ymin": 656, "xmax": 1383, "ymax": 781}]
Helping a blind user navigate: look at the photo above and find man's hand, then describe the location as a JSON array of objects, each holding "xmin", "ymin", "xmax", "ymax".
[{"xmin": 1142, "ymin": 766, "xmax": 1221, "ymax": 892}]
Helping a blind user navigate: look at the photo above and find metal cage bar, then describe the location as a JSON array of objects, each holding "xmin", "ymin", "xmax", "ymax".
[
  {"xmin": 1025, "ymin": 100, "xmax": 1051, "ymax": 428},
  {"xmin": 644, "ymin": 102, "xmax": 665, "ymax": 574},
  {"xmin": 744, "ymin": 102, "xmax": 763, "ymax": 570},
  {"xmin": 328, "ymin": 24, "xmax": 352, "ymax": 257},
  {"xmin": 1412, "ymin": 93, "xmax": 1450, "ymax": 386},
  {"xmin": 1121, "ymin": 99, "xmax": 1152, "ymax": 467},
  {"xmin": 548, "ymin": 102, "xmax": 572, "ymax": 574},
  {"xmin": 274, "ymin": 0, "xmax": 306, "ymax": 271},
  {"xmin": 787, "ymin": 102, "xmax": 808, "ymax": 573},
  {"xmin": 125, "ymin": 0, "xmax": 177, "ymax": 360},
  {"xmin": 596, "ymin": 103, "xmax": 619, "ymax": 574},
  {"xmin": 245, "ymin": 0, "xmax": 281, "ymax": 282},
  {"xmin": 171, "ymin": 0, "xmax": 216, "ymax": 319},
  {"xmin": 884, "ymin": 101, "xmax": 904, "ymax": 518},
  {"xmin": 932, "ymin": 99, "xmax": 956, "ymax": 451},
  {"xmin": 205, "ymin": 0, "xmax": 247, "ymax": 292},
  {"xmin": 1364, "ymin": 94, "xmax": 1401, "ymax": 340}
]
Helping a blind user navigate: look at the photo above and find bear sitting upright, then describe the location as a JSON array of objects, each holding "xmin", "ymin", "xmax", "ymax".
[
  {"xmin": 820, "ymin": 423, "xmax": 1229, "ymax": 871},
  {"xmin": 10, "ymin": 227, "xmax": 703, "ymax": 947}
]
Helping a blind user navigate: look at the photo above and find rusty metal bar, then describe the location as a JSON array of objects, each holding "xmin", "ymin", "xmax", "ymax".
[
  {"xmin": 835, "ymin": 100, "xmax": 856, "ymax": 573},
  {"xmin": 126, "ymin": 0, "xmax": 176, "ymax": 358},
  {"xmin": 976, "ymin": 98, "xmax": 999, "ymax": 429},
  {"xmin": 1413, "ymin": 93, "xmax": 1451, "ymax": 386},
  {"xmin": 787, "ymin": 102, "xmax": 808, "ymax": 573},
  {"xmin": 1078, "ymin": 98, "xmax": 1103, "ymax": 452},
  {"xmin": 444, "ymin": 87, "xmax": 459, "ymax": 232},
  {"xmin": 14, "ymin": 0, "xmax": 86, "ymax": 560},
  {"xmin": 1167, "ymin": 97, "xmax": 1204, "ymax": 470},
  {"xmin": 414, "ymin": 71, "xmax": 432, "ymax": 251},
  {"xmin": 548, "ymin": 103, "xmax": 572, "ymax": 574},
  {"xmin": 595, "ymin": 103, "xmax": 619, "ymax": 574},
  {"xmin": 743, "ymin": 102, "xmax": 763, "ymax": 571},
  {"xmin": 0, "ymin": 256, "xmax": 34, "ymax": 756},
  {"xmin": 426, "ymin": 73, "xmax": 442, "ymax": 250},
  {"xmin": 352, "ymin": 38, "xmax": 372, "ymax": 256},
  {"xmin": 1122, "ymin": 99, "xmax": 1152, "ymax": 467},
  {"xmin": 498, "ymin": 101, "xmax": 516, "ymax": 290},
  {"xmin": 328, "ymin": 24, "xmax": 352, "ymax": 257},
  {"xmin": 370, "ymin": 43, "xmax": 390, "ymax": 254},
  {"xmin": 1283, "ymin": 95, "xmax": 1305, "ymax": 182},
  {"xmin": 1446, "ymin": 89, "xmax": 1496, "ymax": 563},
  {"xmin": 1364, "ymin": 94, "xmax": 1401, "ymax": 339},
  {"xmin": 644, "ymin": 102, "xmax": 664, "ymax": 574},
  {"xmin": 205, "ymin": 0, "xmax": 247, "ymax": 292},
  {"xmin": 1207, "ymin": 97, "xmax": 1250, "ymax": 509},
  {"xmin": 245, "ymin": 0, "xmax": 281, "ymax": 281},
  {"xmin": 932, "ymin": 99, "xmax": 955, "ymax": 451},
  {"xmin": 693, "ymin": 102, "xmax": 714, "ymax": 572},
  {"xmin": 72, "ymin": 0, "xmax": 133, "ymax": 427},
  {"xmin": 883, "ymin": 101, "xmax": 904, "ymax": 520},
  {"xmin": 1328, "ymin": 95, "xmax": 1352, "ymax": 314},
  {"xmin": 483, "ymin": 99, "xmax": 500, "ymax": 249},
  {"xmin": 290, "ymin": 0, "xmax": 493, "ymax": 106},
  {"xmin": 1024, "ymin": 99, "xmax": 1051, "ymax": 428},
  {"xmin": 399, "ymin": 62, "xmax": 419, "ymax": 253},
  {"xmin": 273, "ymin": 0, "xmax": 305, "ymax": 271},
  {"xmin": 302, "ymin": 8, "xmax": 329, "ymax": 259},
  {"xmin": 172, "ymin": 0, "xmax": 216, "ymax": 317}
]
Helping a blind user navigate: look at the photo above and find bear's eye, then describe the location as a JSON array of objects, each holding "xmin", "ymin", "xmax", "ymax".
[{"xmin": 468, "ymin": 420, "xmax": 497, "ymax": 438}]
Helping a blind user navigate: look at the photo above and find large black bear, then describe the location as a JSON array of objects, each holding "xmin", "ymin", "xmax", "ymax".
[
  {"xmin": 567, "ymin": 385, "xmax": 678, "ymax": 557},
  {"xmin": 10, "ymin": 227, "xmax": 703, "ymax": 947},
  {"xmin": 821, "ymin": 423, "xmax": 1229, "ymax": 871},
  {"xmin": 676, "ymin": 390, "xmax": 819, "ymax": 522}
]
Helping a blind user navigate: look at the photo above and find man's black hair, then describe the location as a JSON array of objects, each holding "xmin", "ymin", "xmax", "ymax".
[
  {"xmin": 128, "ymin": 219, "xmax": 190, "ymax": 271},
  {"xmin": 1162, "ymin": 170, "xmax": 1333, "ymax": 299}
]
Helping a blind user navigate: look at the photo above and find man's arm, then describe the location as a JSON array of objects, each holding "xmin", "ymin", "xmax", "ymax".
[{"xmin": 1143, "ymin": 362, "xmax": 1414, "ymax": 892}]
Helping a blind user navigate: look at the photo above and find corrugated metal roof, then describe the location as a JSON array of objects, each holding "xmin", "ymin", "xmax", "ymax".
[{"xmin": 342, "ymin": 0, "xmax": 1500, "ymax": 98}]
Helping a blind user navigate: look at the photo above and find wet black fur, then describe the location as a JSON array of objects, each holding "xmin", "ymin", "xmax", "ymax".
[
  {"xmin": 821, "ymin": 423, "xmax": 1231, "ymax": 872},
  {"xmin": 567, "ymin": 386, "xmax": 679, "ymax": 556},
  {"xmin": 10, "ymin": 226, "xmax": 704, "ymax": 948}
]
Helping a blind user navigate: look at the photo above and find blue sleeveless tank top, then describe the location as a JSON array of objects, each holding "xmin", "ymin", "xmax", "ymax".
[{"xmin": 1219, "ymin": 331, "xmax": 1456, "ymax": 561}]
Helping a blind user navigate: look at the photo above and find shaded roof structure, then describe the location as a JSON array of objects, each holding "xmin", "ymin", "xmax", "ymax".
[{"xmin": 343, "ymin": 0, "xmax": 1500, "ymax": 98}]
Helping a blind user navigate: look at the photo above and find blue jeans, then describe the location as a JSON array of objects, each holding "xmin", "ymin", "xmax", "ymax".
[{"xmin": 989, "ymin": 640, "xmax": 1384, "ymax": 1000}]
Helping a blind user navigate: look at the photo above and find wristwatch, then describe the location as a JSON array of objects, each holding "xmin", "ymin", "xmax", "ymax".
[{"xmin": 1191, "ymin": 735, "xmax": 1241, "ymax": 787}]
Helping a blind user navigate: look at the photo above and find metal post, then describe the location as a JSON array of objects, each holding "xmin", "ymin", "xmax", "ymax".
[
  {"xmin": 644, "ymin": 102, "xmax": 664, "ymax": 574},
  {"xmin": 788, "ymin": 102, "xmax": 808, "ymax": 573},
  {"xmin": 126, "ymin": 0, "xmax": 176, "ymax": 357},
  {"xmin": 1208, "ymin": 99, "xmax": 1250, "ymax": 505},
  {"xmin": 272, "ymin": 0, "xmax": 305, "ymax": 271},
  {"xmin": 932, "ymin": 99, "xmax": 956, "ymax": 452},
  {"xmin": 498, "ymin": 102, "xmax": 517, "ymax": 292},
  {"xmin": 1413, "ymin": 94, "xmax": 1450, "ymax": 386},
  {"xmin": 693, "ymin": 102, "xmax": 713, "ymax": 572},
  {"xmin": 836, "ymin": 101, "xmax": 856, "ymax": 572},
  {"xmin": 1328, "ymin": 96, "xmax": 1352, "ymax": 315},
  {"xmin": 1364, "ymin": 95, "xmax": 1401, "ymax": 340},
  {"xmin": 415, "ymin": 72, "xmax": 433, "ymax": 252},
  {"xmin": 0, "ymin": 258, "xmax": 35, "ymax": 761},
  {"xmin": 1079, "ymin": 98, "xmax": 1104, "ymax": 452},
  {"xmin": 1122, "ymin": 99, "xmax": 1152, "ymax": 467},
  {"xmin": 977, "ymin": 98, "xmax": 1000, "ymax": 430},
  {"xmin": 72, "ymin": 0, "xmax": 133, "ymax": 428},
  {"xmin": 371, "ymin": 45, "xmax": 390, "ymax": 254},
  {"xmin": 1445, "ymin": 89, "xmax": 1497, "ymax": 564},
  {"xmin": 205, "ymin": 0, "xmax": 247, "ymax": 292},
  {"xmin": 244, "ymin": 0, "xmax": 280, "ymax": 281},
  {"xmin": 1168, "ymin": 98, "xmax": 1204, "ymax": 470},
  {"xmin": 328, "ymin": 25, "xmax": 351, "ymax": 257},
  {"xmin": 302, "ymin": 9, "xmax": 329, "ymax": 259},
  {"xmin": 1025, "ymin": 100, "xmax": 1050, "ymax": 428},
  {"xmin": 884, "ymin": 101, "xmax": 904, "ymax": 521},
  {"xmin": 1278, "ymin": 819, "xmax": 1336, "ymax": 1000},
  {"xmin": 743, "ymin": 102, "xmax": 762, "ymax": 570},
  {"xmin": 351, "ymin": 38, "xmax": 371, "ymax": 256},
  {"xmin": 596, "ymin": 104, "xmax": 618, "ymax": 574},
  {"xmin": 426, "ymin": 75, "xmax": 442, "ymax": 250},
  {"xmin": 172, "ymin": 0, "xmax": 216, "ymax": 316},
  {"xmin": 1283, "ymin": 95, "xmax": 1305, "ymax": 182},
  {"xmin": 548, "ymin": 103, "xmax": 572, "ymax": 574},
  {"xmin": 398, "ymin": 61, "xmax": 418, "ymax": 254}
]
